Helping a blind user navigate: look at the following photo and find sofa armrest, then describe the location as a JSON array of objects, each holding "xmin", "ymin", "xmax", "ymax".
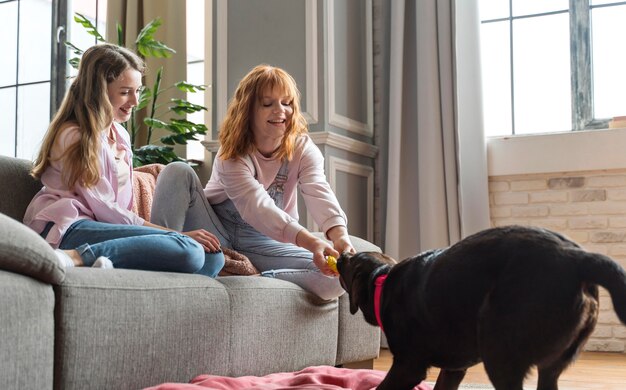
[
  {"xmin": 0, "ymin": 155, "xmax": 41, "ymax": 221},
  {"xmin": 0, "ymin": 213, "xmax": 65, "ymax": 284},
  {"xmin": 348, "ymin": 235, "xmax": 381, "ymax": 253}
]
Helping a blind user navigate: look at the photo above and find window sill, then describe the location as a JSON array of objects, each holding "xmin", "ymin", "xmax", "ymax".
[{"xmin": 487, "ymin": 127, "xmax": 626, "ymax": 176}]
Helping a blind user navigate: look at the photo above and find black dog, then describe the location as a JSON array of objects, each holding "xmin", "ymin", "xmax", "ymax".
[{"xmin": 337, "ymin": 225, "xmax": 626, "ymax": 390}]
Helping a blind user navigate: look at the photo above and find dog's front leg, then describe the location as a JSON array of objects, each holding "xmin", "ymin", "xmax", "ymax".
[
  {"xmin": 432, "ymin": 369, "xmax": 466, "ymax": 390},
  {"xmin": 377, "ymin": 358, "xmax": 427, "ymax": 390}
]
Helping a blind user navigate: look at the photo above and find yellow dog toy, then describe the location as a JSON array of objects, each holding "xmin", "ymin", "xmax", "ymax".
[{"xmin": 326, "ymin": 255, "xmax": 338, "ymax": 273}]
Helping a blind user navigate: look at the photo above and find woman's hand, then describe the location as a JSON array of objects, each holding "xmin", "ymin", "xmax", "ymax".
[
  {"xmin": 326, "ymin": 225, "xmax": 355, "ymax": 256},
  {"xmin": 296, "ymin": 230, "xmax": 339, "ymax": 276},
  {"xmin": 332, "ymin": 235, "xmax": 355, "ymax": 256},
  {"xmin": 183, "ymin": 229, "xmax": 222, "ymax": 253}
]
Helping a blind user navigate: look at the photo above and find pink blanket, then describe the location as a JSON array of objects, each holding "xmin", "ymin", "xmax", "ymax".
[{"xmin": 144, "ymin": 366, "xmax": 432, "ymax": 390}]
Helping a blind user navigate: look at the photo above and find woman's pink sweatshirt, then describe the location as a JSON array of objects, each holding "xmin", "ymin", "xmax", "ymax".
[{"xmin": 204, "ymin": 135, "xmax": 347, "ymax": 245}]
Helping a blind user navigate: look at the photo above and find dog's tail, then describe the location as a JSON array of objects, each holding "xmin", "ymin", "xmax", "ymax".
[{"xmin": 572, "ymin": 249, "xmax": 626, "ymax": 325}]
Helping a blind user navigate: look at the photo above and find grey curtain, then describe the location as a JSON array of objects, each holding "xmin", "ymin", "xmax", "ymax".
[{"xmin": 382, "ymin": 0, "xmax": 489, "ymax": 260}]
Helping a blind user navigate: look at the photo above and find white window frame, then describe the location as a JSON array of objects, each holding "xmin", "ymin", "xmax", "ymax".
[{"xmin": 481, "ymin": 0, "xmax": 625, "ymax": 136}]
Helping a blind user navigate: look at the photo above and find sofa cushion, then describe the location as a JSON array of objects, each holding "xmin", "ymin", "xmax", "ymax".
[
  {"xmin": 0, "ymin": 212, "xmax": 65, "ymax": 284},
  {"xmin": 54, "ymin": 269, "xmax": 231, "ymax": 390},
  {"xmin": 217, "ymin": 276, "xmax": 339, "ymax": 377},
  {"xmin": 335, "ymin": 293, "xmax": 381, "ymax": 366}
]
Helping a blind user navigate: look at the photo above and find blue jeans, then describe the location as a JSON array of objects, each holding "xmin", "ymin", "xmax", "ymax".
[
  {"xmin": 214, "ymin": 199, "xmax": 345, "ymax": 301},
  {"xmin": 150, "ymin": 162, "xmax": 344, "ymax": 300},
  {"xmin": 150, "ymin": 162, "xmax": 231, "ymax": 247},
  {"xmin": 58, "ymin": 219, "xmax": 224, "ymax": 277}
]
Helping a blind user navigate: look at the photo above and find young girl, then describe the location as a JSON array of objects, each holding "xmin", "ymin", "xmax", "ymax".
[
  {"xmin": 24, "ymin": 43, "xmax": 224, "ymax": 276},
  {"xmin": 204, "ymin": 64, "xmax": 356, "ymax": 300}
]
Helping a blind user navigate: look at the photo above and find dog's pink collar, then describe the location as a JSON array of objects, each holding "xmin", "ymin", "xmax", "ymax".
[{"xmin": 374, "ymin": 274, "xmax": 388, "ymax": 332}]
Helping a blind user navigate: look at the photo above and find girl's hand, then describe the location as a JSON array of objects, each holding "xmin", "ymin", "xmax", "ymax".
[
  {"xmin": 183, "ymin": 229, "xmax": 222, "ymax": 253},
  {"xmin": 296, "ymin": 230, "xmax": 339, "ymax": 276}
]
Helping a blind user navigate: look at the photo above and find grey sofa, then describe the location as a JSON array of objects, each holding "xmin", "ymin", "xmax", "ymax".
[{"xmin": 0, "ymin": 155, "xmax": 380, "ymax": 390}]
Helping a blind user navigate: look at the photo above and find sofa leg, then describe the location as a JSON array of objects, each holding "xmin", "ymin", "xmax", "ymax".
[{"xmin": 338, "ymin": 358, "xmax": 374, "ymax": 370}]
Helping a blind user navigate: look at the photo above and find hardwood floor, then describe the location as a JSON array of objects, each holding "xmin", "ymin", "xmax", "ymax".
[{"xmin": 373, "ymin": 348, "xmax": 626, "ymax": 389}]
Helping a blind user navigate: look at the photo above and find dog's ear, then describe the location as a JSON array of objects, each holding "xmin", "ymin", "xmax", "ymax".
[{"xmin": 348, "ymin": 276, "xmax": 362, "ymax": 315}]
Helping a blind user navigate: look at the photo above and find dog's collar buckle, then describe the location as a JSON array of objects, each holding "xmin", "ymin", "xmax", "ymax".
[{"xmin": 374, "ymin": 274, "xmax": 388, "ymax": 332}]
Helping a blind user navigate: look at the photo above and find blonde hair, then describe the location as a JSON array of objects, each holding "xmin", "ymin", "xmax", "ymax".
[
  {"xmin": 218, "ymin": 64, "xmax": 308, "ymax": 161},
  {"xmin": 31, "ymin": 43, "xmax": 145, "ymax": 189}
]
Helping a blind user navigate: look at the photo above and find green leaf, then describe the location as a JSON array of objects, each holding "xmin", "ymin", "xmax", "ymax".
[
  {"xmin": 64, "ymin": 42, "xmax": 83, "ymax": 56},
  {"xmin": 144, "ymin": 117, "xmax": 168, "ymax": 128},
  {"xmin": 116, "ymin": 23, "xmax": 124, "ymax": 46},
  {"xmin": 175, "ymin": 81, "xmax": 207, "ymax": 93},
  {"xmin": 137, "ymin": 40, "xmax": 176, "ymax": 58},
  {"xmin": 160, "ymin": 134, "xmax": 189, "ymax": 145},
  {"xmin": 168, "ymin": 119, "xmax": 196, "ymax": 133},
  {"xmin": 173, "ymin": 134, "xmax": 188, "ymax": 144},
  {"xmin": 136, "ymin": 18, "xmax": 162, "ymax": 43},
  {"xmin": 192, "ymin": 123, "xmax": 208, "ymax": 134},
  {"xmin": 160, "ymin": 136, "xmax": 176, "ymax": 145},
  {"xmin": 169, "ymin": 99, "xmax": 207, "ymax": 115},
  {"xmin": 74, "ymin": 13, "xmax": 105, "ymax": 42},
  {"xmin": 135, "ymin": 18, "xmax": 176, "ymax": 58},
  {"xmin": 159, "ymin": 119, "xmax": 206, "ymax": 146},
  {"xmin": 133, "ymin": 144, "xmax": 182, "ymax": 167},
  {"xmin": 68, "ymin": 57, "xmax": 80, "ymax": 70}
]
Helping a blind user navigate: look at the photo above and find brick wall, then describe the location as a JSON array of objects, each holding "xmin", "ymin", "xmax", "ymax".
[{"xmin": 489, "ymin": 170, "xmax": 626, "ymax": 352}]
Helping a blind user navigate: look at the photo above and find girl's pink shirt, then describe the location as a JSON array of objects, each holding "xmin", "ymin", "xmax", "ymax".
[
  {"xmin": 204, "ymin": 135, "xmax": 347, "ymax": 245},
  {"xmin": 23, "ymin": 122, "xmax": 144, "ymax": 248}
]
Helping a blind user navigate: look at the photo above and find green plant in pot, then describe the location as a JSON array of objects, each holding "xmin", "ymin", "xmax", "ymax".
[{"xmin": 66, "ymin": 13, "xmax": 207, "ymax": 167}]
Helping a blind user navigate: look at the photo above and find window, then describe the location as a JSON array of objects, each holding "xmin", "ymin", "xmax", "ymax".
[
  {"xmin": 0, "ymin": 0, "xmax": 107, "ymax": 159},
  {"xmin": 67, "ymin": 0, "xmax": 108, "ymax": 77},
  {"xmin": 0, "ymin": 0, "xmax": 53, "ymax": 159},
  {"xmin": 479, "ymin": 0, "xmax": 626, "ymax": 137}
]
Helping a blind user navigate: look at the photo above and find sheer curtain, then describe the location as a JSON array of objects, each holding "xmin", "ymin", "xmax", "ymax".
[
  {"xmin": 382, "ymin": 0, "xmax": 489, "ymax": 260},
  {"xmin": 106, "ymin": 0, "xmax": 188, "ymax": 153}
]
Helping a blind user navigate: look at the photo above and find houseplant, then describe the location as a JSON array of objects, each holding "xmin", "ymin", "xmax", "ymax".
[{"xmin": 66, "ymin": 13, "xmax": 207, "ymax": 167}]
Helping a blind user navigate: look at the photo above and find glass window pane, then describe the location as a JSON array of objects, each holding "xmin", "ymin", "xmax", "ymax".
[
  {"xmin": 0, "ymin": 2, "xmax": 17, "ymax": 88},
  {"xmin": 0, "ymin": 87, "xmax": 16, "ymax": 157},
  {"xmin": 187, "ymin": 0, "xmax": 205, "ymax": 62},
  {"xmin": 592, "ymin": 5, "xmax": 626, "ymax": 119},
  {"xmin": 97, "ymin": 0, "xmax": 108, "ymax": 37},
  {"xmin": 186, "ymin": 62, "xmax": 205, "ymax": 123},
  {"xmin": 512, "ymin": 0, "xmax": 569, "ymax": 17},
  {"xmin": 480, "ymin": 21, "xmax": 512, "ymax": 136},
  {"xmin": 17, "ymin": 83, "xmax": 50, "ymax": 160},
  {"xmin": 69, "ymin": 5, "xmax": 96, "ymax": 48},
  {"xmin": 18, "ymin": 0, "xmax": 52, "ymax": 84},
  {"xmin": 69, "ymin": 1, "xmax": 106, "ymax": 77},
  {"xmin": 513, "ymin": 14, "xmax": 571, "ymax": 134},
  {"xmin": 479, "ymin": 0, "xmax": 510, "ymax": 21}
]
